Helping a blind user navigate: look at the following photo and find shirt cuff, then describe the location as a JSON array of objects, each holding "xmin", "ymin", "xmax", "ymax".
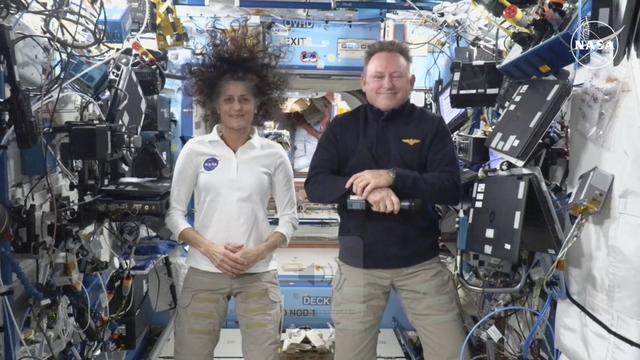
[
  {"xmin": 273, "ymin": 226, "xmax": 294, "ymax": 247},
  {"xmin": 391, "ymin": 167, "xmax": 414, "ymax": 194},
  {"xmin": 166, "ymin": 217, "xmax": 193, "ymax": 243}
]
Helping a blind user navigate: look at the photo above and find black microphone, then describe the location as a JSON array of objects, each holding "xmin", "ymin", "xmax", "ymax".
[{"xmin": 347, "ymin": 196, "xmax": 422, "ymax": 211}]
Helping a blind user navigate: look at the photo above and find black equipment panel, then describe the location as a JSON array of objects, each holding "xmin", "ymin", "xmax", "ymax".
[
  {"xmin": 450, "ymin": 61, "xmax": 504, "ymax": 108},
  {"xmin": 467, "ymin": 170, "xmax": 564, "ymax": 262},
  {"xmin": 485, "ymin": 79, "xmax": 570, "ymax": 166}
]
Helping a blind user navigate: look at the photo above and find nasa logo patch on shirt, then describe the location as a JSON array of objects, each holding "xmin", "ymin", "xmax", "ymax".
[{"xmin": 202, "ymin": 157, "xmax": 219, "ymax": 172}]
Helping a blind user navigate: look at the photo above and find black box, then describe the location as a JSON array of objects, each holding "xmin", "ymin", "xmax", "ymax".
[
  {"xmin": 456, "ymin": 133, "xmax": 489, "ymax": 164},
  {"xmin": 69, "ymin": 125, "xmax": 111, "ymax": 160},
  {"xmin": 450, "ymin": 61, "xmax": 503, "ymax": 108},
  {"xmin": 466, "ymin": 168, "xmax": 564, "ymax": 262},
  {"xmin": 486, "ymin": 79, "xmax": 571, "ymax": 166}
]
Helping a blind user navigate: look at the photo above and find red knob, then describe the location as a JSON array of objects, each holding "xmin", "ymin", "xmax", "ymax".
[{"xmin": 504, "ymin": 5, "xmax": 519, "ymax": 19}]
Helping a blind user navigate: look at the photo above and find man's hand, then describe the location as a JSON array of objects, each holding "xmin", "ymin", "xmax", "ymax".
[
  {"xmin": 366, "ymin": 187, "xmax": 400, "ymax": 214},
  {"xmin": 224, "ymin": 244, "xmax": 266, "ymax": 271},
  {"xmin": 200, "ymin": 243, "xmax": 247, "ymax": 276},
  {"xmin": 346, "ymin": 169, "xmax": 394, "ymax": 198}
]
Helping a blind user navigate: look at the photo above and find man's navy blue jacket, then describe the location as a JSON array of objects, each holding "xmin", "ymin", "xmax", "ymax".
[{"xmin": 304, "ymin": 101, "xmax": 461, "ymax": 269}]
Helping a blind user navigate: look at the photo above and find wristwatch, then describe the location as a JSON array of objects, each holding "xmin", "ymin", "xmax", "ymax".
[{"xmin": 388, "ymin": 167, "xmax": 396, "ymax": 184}]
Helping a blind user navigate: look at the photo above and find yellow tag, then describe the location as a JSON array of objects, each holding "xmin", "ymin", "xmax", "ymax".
[{"xmin": 539, "ymin": 64, "xmax": 552, "ymax": 73}]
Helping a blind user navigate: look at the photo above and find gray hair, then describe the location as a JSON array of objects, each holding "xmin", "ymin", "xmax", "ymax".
[{"xmin": 364, "ymin": 41, "xmax": 412, "ymax": 67}]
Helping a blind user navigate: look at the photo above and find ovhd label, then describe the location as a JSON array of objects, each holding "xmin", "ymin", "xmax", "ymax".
[
  {"xmin": 282, "ymin": 19, "xmax": 314, "ymax": 28},
  {"xmin": 302, "ymin": 296, "xmax": 331, "ymax": 305}
]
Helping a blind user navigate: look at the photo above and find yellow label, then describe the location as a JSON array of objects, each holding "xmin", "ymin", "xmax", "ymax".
[
  {"xmin": 402, "ymin": 138, "xmax": 421, "ymax": 146},
  {"xmin": 539, "ymin": 65, "xmax": 552, "ymax": 73}
]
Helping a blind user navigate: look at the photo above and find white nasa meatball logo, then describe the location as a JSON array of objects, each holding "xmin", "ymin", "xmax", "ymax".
[
  {"xmin": 203, "ymin": 157, "xmax": 219, "ymax": 172},
  {"xmin": 571, "ymin": 20, "xmax": 619, "ymax": 69}
]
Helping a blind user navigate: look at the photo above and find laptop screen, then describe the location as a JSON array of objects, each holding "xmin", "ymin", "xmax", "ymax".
[{"xmin": 438, "ymin": 84, "xmax": 467, "ymax": 132}]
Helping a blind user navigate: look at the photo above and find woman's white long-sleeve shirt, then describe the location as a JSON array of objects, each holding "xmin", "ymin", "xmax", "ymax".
[{"xmin": 165, "ymin": 125, "xmax": 298, "ymax": 273}]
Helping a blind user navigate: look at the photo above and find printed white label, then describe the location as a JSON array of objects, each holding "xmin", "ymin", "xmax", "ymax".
[
  {"xmin": 487, "ymin": 325, "xmax": 503, "ymax": 342},
  {"xmin": 546, "ymin": 84, "xmax": 560, "ymax": 101},
  {"xmin": 490, "ymin": 132, "xmax": 503, "ymax": 149},
  {"xmin": 530, "ymin": 112, "xmax": 542, "ymax": 128},
  {"xmin": 504, "ymin": 135, "xmax": 517, "ymax": 152},
  {"xmin": 517, "ymin": 181, "xmax": 526, "ymax": 199}
]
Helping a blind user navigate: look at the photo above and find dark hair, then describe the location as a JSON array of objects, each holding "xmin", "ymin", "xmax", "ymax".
[
  {"xmin": 364, "ymin": 41, "xmax": 412, "ymax": 67},
  {"xmin": 190, "ymin": 18, "xmax": 288, "ymax": 126}
]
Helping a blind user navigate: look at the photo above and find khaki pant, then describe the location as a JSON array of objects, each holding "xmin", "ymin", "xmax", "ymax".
[
  {"xmin": 332, "ymin": 257, "xmax": 469, "ymax": 360},
  {"xmin": 174, "ymin": 267, "xmax": 282, "ymax": 360}
]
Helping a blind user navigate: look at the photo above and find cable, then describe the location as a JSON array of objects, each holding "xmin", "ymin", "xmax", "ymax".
[
  {"xmin": 12, "ymin": 32, "xmax": 67, "ymax": 92},
  {"xmin": 22, "ymin": 176, "xmax": 45, "ymax": 210},
  {"xmin": 58, "ymin": 196, "xmax": 104, "ymax": 215},
  {"xmin": 112, "ymin": 85, "xmax": 130, "ymax": 113},
  {"xmin": 522, "ymin": 295, "xmax": 554, "ymax": 360},
  {"xmin": 459, "ymin": 306, "xmax": 556, "ymax": 360},
  {"xmin": 79, "ymin": 282, "xmax": 92, "ymax": 332},
  {"xmin": 111, "ymin": 282, "xmax": 135, "ymax": 319},
  {"xmin": 1, "ymin": 126, "xmax": 15, "ymax": 148},
  {"xmin": 0, "ymin": 277, "xmax": 34, "ymax": 357},
  {"xmin": 134, "ymin": 0, "xmax": 150, "ymax": 41},
  {"xmin": 565, "ymin": 288, "xmax": 640, "ymax": 349},
  {"xmin": 33, "ymin": 91, "xmax": 106, "ymax": 121},
  {"xmin": 405, "ymin": 0, "xmax": 439, "ymax": 26},
  {"xmin": 154, "ymin": 266, "xmax": 161, "ymax": 310},
  {"xmin": 35, "ymin": 0, "xmax": 81, "ymax": 252},
  {"xmin": 19, "ymin": 305, "xmax": 32, "ymax": 334},
  {"xmin": 0, "ymin": 243, "xmax": 44, "ymax": 302},
  {"xmin": 43, "ymin": 0, "xmax": 104, "ymax": 49},
  {"xmin": 35, "ymin": 312, "xmax": 56, "ymax": 359},
  {"xmin": 41, "ymin": 135, "xmax": 79, "ymax": 185},
  {"xmin": 544, "ymin": 215, "xmax": 587, "ymax": 294},
  {"xmin": 100, "ymin": 221, "xmax": 126, "ymax": 265}
]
